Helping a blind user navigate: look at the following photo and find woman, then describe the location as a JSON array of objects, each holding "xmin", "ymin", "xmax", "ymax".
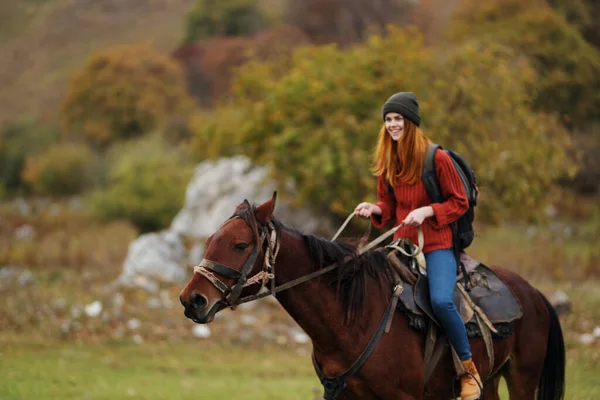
[{"xmin": 354, "ymin": 92, "xmax": 481, "ymax": 400}]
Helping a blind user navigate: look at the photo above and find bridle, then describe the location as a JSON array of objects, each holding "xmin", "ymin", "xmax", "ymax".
[{"xmin": 193, "ymin": 216, "xmax": 280, "ymax": 309}]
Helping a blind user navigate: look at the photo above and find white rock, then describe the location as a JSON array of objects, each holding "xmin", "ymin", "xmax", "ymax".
[
  {"xmin": 132, "ymin": 335, "xmax": 143, "ymax": 345},
  {"xmin": 593, "ymin": 327, "xmax": 600, "ymax": 338},
  {"xmin": 14, "ymin": 225, "xmax": 34, "ymax": 240},
  {"xmin": 112, "ymin": 293, "xmax": 125, "ymax": 308},
  {"xmin": 192, "ymin": 325, "xmax": 211, "ymax": 339},
  {"xmin": 289, "ymin": 328, "xmax": 309, "ymax": 344},
  {"xmin": 146, "ymin": 297, "xmax": 162, "ymax": 309},
  {"xmin": 18, "ymin": 270, "xmax": 33, "ymax": 287},
  {"xmin": 240, "ymin": 315, "xmax": 257, "ymax": 326},
  {"xmin": 84, "ymin": 301, "xmax": 103, "ymax": 318},
  {"xmin": 119, "ymin": 231, "xmax": 187, "ymax": 286},
  {"xmin": 579, "ymin": 334, "xmax": 595, "ymax": 345},
  {"xmin": 127, "ymin": 318, "xmax": 141, "ymax": 330}
]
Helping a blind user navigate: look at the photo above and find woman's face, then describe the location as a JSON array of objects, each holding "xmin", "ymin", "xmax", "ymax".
[{"xmin": 384, "ymin": 112, "xmax": 404, "ymax": 141}]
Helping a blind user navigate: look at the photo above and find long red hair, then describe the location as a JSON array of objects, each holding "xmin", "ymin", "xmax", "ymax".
[{"xmin": 371, "ymin": 119, "xmax": 431, "ymax": 186}]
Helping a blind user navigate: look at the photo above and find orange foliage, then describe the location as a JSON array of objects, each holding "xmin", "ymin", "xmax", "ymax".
[{"xmin": 172, "ymin": 26, "xmax": 310, "ymax": 104}]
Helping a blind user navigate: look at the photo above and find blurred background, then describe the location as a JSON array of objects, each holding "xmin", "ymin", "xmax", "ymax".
[{"xmin": 0, "ymin": 0, "xmax": 599, "ymax": 398}]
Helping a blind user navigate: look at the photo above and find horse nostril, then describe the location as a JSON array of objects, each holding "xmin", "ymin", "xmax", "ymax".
[{"xmin": 189, "ymin": 293, "xmax": 208, "ymax": 310}]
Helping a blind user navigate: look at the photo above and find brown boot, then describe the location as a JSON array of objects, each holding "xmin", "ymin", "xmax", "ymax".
[{"xmin": 459, "ymin": 359, "xmax": 482, "ymax": 400}]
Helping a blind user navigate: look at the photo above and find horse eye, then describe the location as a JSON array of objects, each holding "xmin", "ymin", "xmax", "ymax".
[{"xmin": 234, "ymin": 243, "xmax": 249, "ymax": 251}]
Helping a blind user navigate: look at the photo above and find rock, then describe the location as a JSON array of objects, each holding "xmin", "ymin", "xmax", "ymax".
[
  {"xmin": 146, "ymin": 297, "xmax": 162, "ymax": 309},
  {"xmin": 112, "ymin": 293, "xmax": 125, "ymax": 308},
  {"xmin": 289, "ymin": 328, "xmax": 309, "ymax": 344},
  {"xmin": 593, "ymin": 327, "xmax": 600, "ymax": 338},
  {"xmin": 119, "ymin": 231, "xmax": 187, "ymax": 286},
  {"xmin": 18, "ymin": 270, "xmax": 33, "ymax": 287},
  {"xmin": 84, "ymin": 301, "xmax": 103, "ymax": 318},
  {"xmin": 127, "ymin": 318, "xmax": 141, "ymax": 330},
  {"xmin": 192, "ymin": 325, "xmax": 211, "ymax": 339},
  {"xmin": 550, "ymin": 290, "xmax": 571, "ymax": 315},
  {"xmin": 14, "ymin": 225, "xmax": 34, "ymax": 240},
  {"xmin": 159, "ymin": 290, "xmax": 174, "ymax": 308},
  {"xmin": 132, "ymin": 335, "xmax": 144, "ymax": 345},
  {"xmin": 579, "ymin": 334, "xmax": 595, "ymax": 345},
  {"xmin": 240, "ymin": 315, "xmax": 257, "ymax": 326},
  {"xmin": 0, "ymin": 266, "xmax": 17, "ymax": 280}
]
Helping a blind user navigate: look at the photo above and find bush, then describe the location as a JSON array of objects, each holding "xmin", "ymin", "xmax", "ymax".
[
  {"xmin": 21, "ymin": 142, "xmax": 96, "ymax": 196},
  {"xmin": 62, "ymin": 43, "xmax": 194, "ymax": 148},
  {"xmin": 0, "ymin": 119, "xmax": 61, "ymax": 195},
  {"xmin": 447, "ymin": 0, "xmax": 600, "ymax": 126},
  {"xmin": 215, "ymin": 27, "xmax": 575, "ymax": 223},
  {"xmin": 88, "ymin": 135, "xmax": 194, "ymax": 233},
  {"xmin": 183, "ymin": 0, "xmax": 268, "ymax": 44}
]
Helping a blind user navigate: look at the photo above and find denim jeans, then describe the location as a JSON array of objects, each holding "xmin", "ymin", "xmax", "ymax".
[{"xmin": 425, "ymin": 248, "xmax": 472, "ymax": 361}]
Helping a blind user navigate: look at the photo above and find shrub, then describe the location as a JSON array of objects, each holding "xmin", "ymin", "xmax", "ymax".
[
  {"xmin": 0, "ymin": 119, "xmax": 61, "ymax": 195},
  {"xmin": 183, "ymin": 0, "xmax": 268, "ymax": 44},
  {"xmin": 21, "ymin": 142, "xmax": 96, "ymax": 196},
  {"xmin": 88, "ymin": 135, "xmax": 194, "ymax": 233},
  {"xmin": 447, "ymin": 0, "xmax": 600, "ymax": 126},
  {"xmin": 62, "ymin": 43, "xmax": 194, "ymax": 148}
]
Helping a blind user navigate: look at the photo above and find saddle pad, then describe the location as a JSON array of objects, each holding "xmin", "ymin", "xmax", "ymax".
[{"xmin": 398, "ymin": 264, "xmax": 523, "ymax": 326}]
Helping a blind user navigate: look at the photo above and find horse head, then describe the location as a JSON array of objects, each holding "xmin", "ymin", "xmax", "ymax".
[{"xmin": 179, "ymin": 193, "xmax": 278, "ymax": 323}]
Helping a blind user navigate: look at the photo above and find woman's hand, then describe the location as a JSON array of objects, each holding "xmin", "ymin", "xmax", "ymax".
[
  {"xmin": 402, "ymin": 206, "xmax": 434, "ymax": 226},
  {"xmin": 354, "ymin": 202, "xmax": 382, "ymax": 219}
]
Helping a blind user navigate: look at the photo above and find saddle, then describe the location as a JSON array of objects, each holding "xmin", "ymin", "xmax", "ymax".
[
  {"xmin": 385, "ymin": 241, "xmax": 523, "ymax": 382},
  {"xmin": 386, "ymin": 243, "xmax": 523, "ymax": 332}
]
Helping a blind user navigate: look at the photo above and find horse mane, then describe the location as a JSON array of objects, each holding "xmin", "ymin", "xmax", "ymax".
[
  {"xmin": 235, "ymin": 203, "xmax": 392, "ymax": 325},
  {"xmin": 301, "ymin": 233, "xmax": 392, "ymax": 324}
]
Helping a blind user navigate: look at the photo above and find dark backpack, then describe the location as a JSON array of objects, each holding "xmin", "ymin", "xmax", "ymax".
[{"xmin": 421, "ymin": 143, "xmax": 478, "ymax": 252}]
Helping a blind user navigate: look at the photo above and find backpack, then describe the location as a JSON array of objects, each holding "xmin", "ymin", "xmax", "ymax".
[{"xmin": 421, "ymin": 143, "xmax": 478, "ymax": 252}]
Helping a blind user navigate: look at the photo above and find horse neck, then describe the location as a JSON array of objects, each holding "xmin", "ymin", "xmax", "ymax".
[{"xmin": 273, "ymin": 228, "xmax": 389, "ymax": 353}]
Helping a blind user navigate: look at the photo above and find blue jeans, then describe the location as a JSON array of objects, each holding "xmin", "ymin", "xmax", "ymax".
[{"xmin": 425, "ymin": 248, "xmax": 472, "ymax": 361}]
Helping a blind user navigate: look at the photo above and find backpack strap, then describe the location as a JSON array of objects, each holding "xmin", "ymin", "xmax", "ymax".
[
  {"xmin": 421, "ymin": 143, "xmax": 471, "ymax": 290},
  {"xmin": 422, "ymin": 143, "xmax": 443, "ymax": 203}
]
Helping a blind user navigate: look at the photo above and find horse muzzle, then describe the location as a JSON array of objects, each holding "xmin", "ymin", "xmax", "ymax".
[{"xmin": 181, "ymin": 293, "xmax": 227, "ymax": 324}]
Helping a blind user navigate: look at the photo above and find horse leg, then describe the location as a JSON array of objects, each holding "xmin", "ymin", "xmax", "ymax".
[{"xmin": 481, "ymin": 374, "xmax": 501, "ymax": 400}]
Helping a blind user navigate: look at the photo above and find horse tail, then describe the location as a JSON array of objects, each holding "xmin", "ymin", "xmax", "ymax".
[{"xmin": 536, "ymin": 291, "xmax": 565, "ymax": 400}]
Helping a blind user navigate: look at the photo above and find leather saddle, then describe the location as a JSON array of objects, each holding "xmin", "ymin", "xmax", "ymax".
[{"xmin": 387, "ymin": 247, "xmax": 523, "ymax": 337}]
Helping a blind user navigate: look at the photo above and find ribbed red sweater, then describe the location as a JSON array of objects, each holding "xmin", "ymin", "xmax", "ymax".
[{"xmin": 371, "ymin": 149, "xmax": 469, "ymax": 254}]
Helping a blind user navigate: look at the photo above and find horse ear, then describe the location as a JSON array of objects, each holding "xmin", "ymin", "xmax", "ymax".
[
  {"xmin": 233, "ymin": 199, "xmax": 251, "ymax": 215},
  {"xmin": 255, "ymin": 192, "xmax": 277, "ymax": 224}
]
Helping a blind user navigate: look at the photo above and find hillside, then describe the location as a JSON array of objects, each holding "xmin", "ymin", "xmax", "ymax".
[{"xmin": 0, "ymin": 0, "xmax": 195, "ymax": 125}]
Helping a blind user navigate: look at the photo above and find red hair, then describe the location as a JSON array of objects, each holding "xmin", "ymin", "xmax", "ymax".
[{"xmin": 371, "ymin": 119, "xmax": 430, "ymax": 186}]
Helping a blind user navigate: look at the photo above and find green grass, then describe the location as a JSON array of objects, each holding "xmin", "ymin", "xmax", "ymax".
[
  {"xmin": 1, "ymin": 332, "xmax": 599, "ymax": 399},
  {"xmin": 0, "ymin": 336, "xmax": 320, "ymax": 400}
]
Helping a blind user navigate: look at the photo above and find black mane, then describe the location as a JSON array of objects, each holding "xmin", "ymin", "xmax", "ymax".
[
  {"xmin": 301, "ymin": 233, "xmax": 392, "ymax": 324},
  {"xmin": 235, "ymin": 203, "xmax": 392, "ymax": 324}
]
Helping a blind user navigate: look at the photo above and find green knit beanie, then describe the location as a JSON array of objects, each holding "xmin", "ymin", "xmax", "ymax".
[{"xmin": 382, "ymin": 92, "xmax": 421, "ymax": 127}]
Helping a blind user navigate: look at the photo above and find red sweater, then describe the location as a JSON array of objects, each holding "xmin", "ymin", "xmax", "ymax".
[{"xmin": 371, "ymin": 149, "xmax": 469, "ymax": 254}]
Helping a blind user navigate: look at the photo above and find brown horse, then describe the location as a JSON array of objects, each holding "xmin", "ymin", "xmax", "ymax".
[{"xmin": 179, "ymin": 194, "xmax": 565, "ymax": 400}]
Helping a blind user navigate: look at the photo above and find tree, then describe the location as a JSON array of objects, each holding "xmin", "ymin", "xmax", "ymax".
[{"xmin": 62, "ymin": 43, "xmax": 194, "ymax": 148}]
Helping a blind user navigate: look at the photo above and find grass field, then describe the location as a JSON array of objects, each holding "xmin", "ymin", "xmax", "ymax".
[{"xmin": 1, "ymin": 329, "xmax": 599, "ymax": 400}]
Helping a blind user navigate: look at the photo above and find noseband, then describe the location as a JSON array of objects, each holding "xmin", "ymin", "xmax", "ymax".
[{"xmin": 193, "ymin": 217, "xmax": 280, "ymax": 307}]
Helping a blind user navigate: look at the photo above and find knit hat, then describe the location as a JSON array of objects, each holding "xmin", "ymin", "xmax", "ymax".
[{"xmin": 382, "ymin": 92, "xmax": 420, "ymax": 127}]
